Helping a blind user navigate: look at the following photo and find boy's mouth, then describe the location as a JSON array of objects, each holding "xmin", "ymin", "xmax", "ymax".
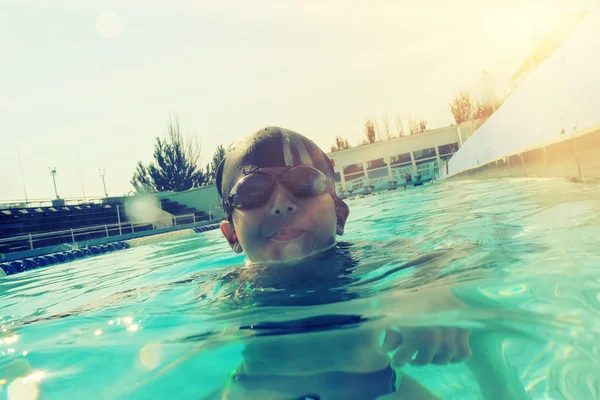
[{"xmin": 268, "ymin": 227, "xmax": 307, "ymax": 242}]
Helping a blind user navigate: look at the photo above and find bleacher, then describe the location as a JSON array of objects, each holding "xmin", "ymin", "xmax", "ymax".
[
  {"xmin": 159, "ymin": 198, "xmax": 207, "ymax": 225},
  {"xmin": 0, "ymin": 198, "xmax": 144, "ymax": 254},
  {"xmin": 0, "ymin": 196, "xmax": 209, "ymax": 255}
]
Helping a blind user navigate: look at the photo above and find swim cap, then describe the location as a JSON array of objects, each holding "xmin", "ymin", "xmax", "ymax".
[{"xmin": 216, "ymin": 126, "xmax": 349, "ymax": 220}]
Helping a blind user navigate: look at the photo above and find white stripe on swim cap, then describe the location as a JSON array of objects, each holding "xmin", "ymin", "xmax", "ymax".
[
  {"xmin": 282, "ymin": 133, "xmax": 293, "ymax": 166},
  {"xmin": 294, "ymin": 138, "xmax": 313, "ymax": 166},
  {"xmin": 282, "ymin": 130, "xmax": 313, "ymax": 167}
]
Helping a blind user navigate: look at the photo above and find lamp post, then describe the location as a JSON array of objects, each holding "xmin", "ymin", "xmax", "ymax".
[
  {"xmin": 99, "ymin": 169, "xmax": 108, "ymax": 198},
  {"xmin": 48, "ymin": 167, "xmax": 59, "ymax": 199}
]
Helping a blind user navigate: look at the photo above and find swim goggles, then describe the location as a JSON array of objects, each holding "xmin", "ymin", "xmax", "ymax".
[{"xmin": 226, "ymin": 166, "xmax": 332, "ymax": 212}]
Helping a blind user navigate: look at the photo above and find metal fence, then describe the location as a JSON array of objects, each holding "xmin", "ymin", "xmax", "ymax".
[
  {"xmin": 0, "ymin": 196, "xmax": 115, "ymax": 210},
  {"xmin": 0, "ymin": 211, "xmax": 206, "ymax": 253}
]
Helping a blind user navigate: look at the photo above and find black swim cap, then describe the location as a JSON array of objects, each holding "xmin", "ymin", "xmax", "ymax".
[{"xmin": 216, "ymin": 126, "xmax": 348, "ymax": 218}]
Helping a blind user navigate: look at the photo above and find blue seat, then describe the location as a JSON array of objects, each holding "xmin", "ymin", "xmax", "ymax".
[
  {"xmin": 23, "ymin": 259, "xmax": 37, "ymax": 270},
  {"xmin": 89, "ymin": 246, "xmax": 101, "ymax": 255},
  {"xmin": 43, "ymin": 255, "xmax": 58, "ymax": 265},
  {"xmin": 71, "ymin": 249, "xmax": 85, "ymax": 258},
  {"xmin": 33, "ymin": 257, "xmax": 48, "ymax": 267},
  {"xmin": 0, "ymin": 263, "xmax": 10, "ymax": 275},
  {"xmin": 8, "ymin": 261, "xmax": 26, "ymax": 273},
  {"xmin": 54, "ymin": 253, "xmax": 67, "ymax": 262}
]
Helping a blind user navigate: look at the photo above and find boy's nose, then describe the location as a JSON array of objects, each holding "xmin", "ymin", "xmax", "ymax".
[{"xmin": 268, "ymin": 183, "xmax": 297, "ymax": 216}]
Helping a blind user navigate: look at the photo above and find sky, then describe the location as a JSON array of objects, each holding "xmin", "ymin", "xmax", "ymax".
[{"xmin": 1, "ymin": 0, "xmax": 596, "ymax": 201}]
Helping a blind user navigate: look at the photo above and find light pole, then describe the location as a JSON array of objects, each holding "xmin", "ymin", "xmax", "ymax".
[
  {"xmin": 99, "ymin": 169, "xmax": 108, "ymax": 197},
  {"xmin": 48, "ymin": 167, "xmax": 59, "ymax": 199}
]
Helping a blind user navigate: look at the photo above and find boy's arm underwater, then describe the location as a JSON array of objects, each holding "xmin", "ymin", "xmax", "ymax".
[{"xmin": 346, "ymin": 239, "xmax": 474, "ymax": 367}]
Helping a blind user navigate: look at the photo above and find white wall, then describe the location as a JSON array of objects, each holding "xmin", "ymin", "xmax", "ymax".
[{"xmin": 447, "ymin": 8, "xmax": 600, "ymax": 176}]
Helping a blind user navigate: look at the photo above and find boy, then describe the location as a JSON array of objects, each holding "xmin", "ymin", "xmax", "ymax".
[{"xmin": 213, "ymin": 127, "xmax": 471, "ymax": 399}]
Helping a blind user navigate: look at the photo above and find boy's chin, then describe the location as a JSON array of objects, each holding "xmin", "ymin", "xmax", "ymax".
[{"xmin": 261, "ymin": 237, "xmax": 335, "ymax": 264}]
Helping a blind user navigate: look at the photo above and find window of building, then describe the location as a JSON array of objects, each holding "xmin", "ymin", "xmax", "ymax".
[
  {"xmin": 438, "ymin": 142, "xmax": 459, "ymax": 156},
  {"xmin": 413, "ymin": 147, "xmax": 436, "ymax": 161},
  {"xmin": 343, "ymin": 163, "xmax": 363, "ymax": 181},
  {"xmin": 390, "ymin": 152, "xmax": 411, "ymax": 165},
  {"xmin": 366, "ymin": 158, "xmax": 387, "ymax": 170}
]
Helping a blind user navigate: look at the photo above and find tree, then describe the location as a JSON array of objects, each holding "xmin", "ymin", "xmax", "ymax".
[
  {"xmin": 364, "ymin": 119, "xmax": 377, "ymax": 144},
  {"xmin": 472, "ymin": 98, "xmax": 505, "ymax": 129},
  {"xmin": 417, "ymin": 119, "xmax": 427, "ymax": 133},
  {"xmin": 449, "ymin": 91, "xmax": 474, "ymax": 125},
  {"xmin": 407, "ymin": 114, "xmax": 416, "ymax": 135},
  {"xmin": 330, "ymin": 136, "xmax": 352, "ymax": 152},
  {"xmin": 205, "ymin": 144, "xmax": 226, "ymax": 184},
  {"xmin": 382, "ymin": 114, "xmax": 391, "ymax": 139},
  {"xmin": 394, "ymin": 113, "xmax": 405, "ymax": 136},
  {"xmin": 374, "ymin": 119, "xmax": 382, "ymax": 141},
  {"xmin": 130, "ymin": 162, "xmax": 154, "ymax": 193},
  {"xmin": 131, "ymin": 115, "xmax": 206, "ymax": 193}
]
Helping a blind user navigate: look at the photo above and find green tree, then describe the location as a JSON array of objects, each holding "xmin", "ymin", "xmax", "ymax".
[
  {"xmin": 131, "ymin": 162, "xmax": 155, "ymax": 193},
  {"xmin": 205, "ymin": 144, "xmax": 226, "ymax": 184},
  {"xmin": 131, "ymin": 115, "xmax": 206, "ymax": 193}
]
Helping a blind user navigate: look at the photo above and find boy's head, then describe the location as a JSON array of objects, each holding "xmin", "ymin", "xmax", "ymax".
[{"xmin": 216, "ymin": 126, "xmax": 349, "ymax": 263}]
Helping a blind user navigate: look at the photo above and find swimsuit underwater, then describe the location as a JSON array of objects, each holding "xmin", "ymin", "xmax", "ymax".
[{"xmin": 231, "ymin": 314, "xmax": 402, "ymax": 399}]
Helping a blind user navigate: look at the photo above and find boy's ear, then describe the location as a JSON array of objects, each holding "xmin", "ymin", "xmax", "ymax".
[
  {"xmin": 220, "ymin": 220, "xmax": 243, "ymax": 253},
  {"xmin": 335, "ymin": 202, "xmax": 350, "ymax": 235}
]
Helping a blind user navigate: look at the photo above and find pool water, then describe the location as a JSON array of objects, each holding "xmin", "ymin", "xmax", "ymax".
[{"xmin": 1, "ymin": 178, "xmax": 600, "ymax": 399}]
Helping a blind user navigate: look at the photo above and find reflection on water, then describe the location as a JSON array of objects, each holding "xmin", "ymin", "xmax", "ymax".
[{"xmin": 1, "ymin": 178, "xmax": 599, "ymax": 399}]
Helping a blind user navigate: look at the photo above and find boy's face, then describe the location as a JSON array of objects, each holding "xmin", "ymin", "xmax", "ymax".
[{"xmin": 220, "ymin": 167, "xmax": 338, "ymax": 263}]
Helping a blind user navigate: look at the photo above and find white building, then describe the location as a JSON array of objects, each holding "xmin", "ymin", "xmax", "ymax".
[{"xmin": 327, "ymin": 122, "xmax": 475, "ymax": 195}]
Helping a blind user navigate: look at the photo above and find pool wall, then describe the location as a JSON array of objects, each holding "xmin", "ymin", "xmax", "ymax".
[{"xmin": 444, "ymin": 127, "xmax": 600, "ymax": 182}]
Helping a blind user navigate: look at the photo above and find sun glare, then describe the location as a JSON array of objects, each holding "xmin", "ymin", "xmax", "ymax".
[{"xmin": 96, "ymin": 12, "xmax": 123, "ymax": 39}]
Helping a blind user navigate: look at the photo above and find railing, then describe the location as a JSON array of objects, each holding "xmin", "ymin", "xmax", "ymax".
[
  {"xmin": 0, "ymin": 196, "xmax": 120, "ymax": 210},
  {"xmin": 0, "ymin": 211, "xmax": 210, "ymax": 253}
]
